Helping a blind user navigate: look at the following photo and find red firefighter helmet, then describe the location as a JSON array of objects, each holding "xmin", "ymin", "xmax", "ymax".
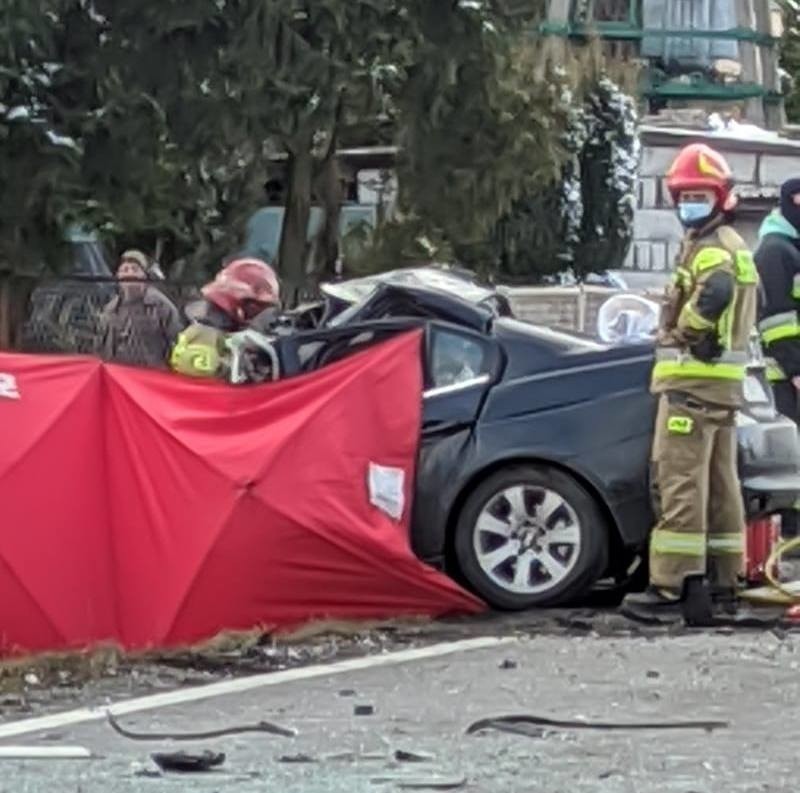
[
  {"xmin": 202, "ymin": 257, "xmax": 281, "ymax": 322},
  {"xmin": 665, "ymin": 143, "xmax": 737, "ymax": 211}
]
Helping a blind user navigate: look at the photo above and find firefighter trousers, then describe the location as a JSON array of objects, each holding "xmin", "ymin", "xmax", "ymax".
[
  {"xmin": 649, "ymin": 391, "xmax": 746, "ymax": 592},
  {"xmin": 773, "ymin": 380, "xmax": 799, "ymax": 424}
]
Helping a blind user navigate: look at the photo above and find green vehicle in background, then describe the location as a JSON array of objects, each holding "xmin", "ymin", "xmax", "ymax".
[{"xmin": 242, "ymin": 205, "xmax": 378, "ymax": 271}]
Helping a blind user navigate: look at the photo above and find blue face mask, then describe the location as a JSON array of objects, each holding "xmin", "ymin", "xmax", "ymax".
[{"xmin": 678, "ymin": 201, "xmax": 713, "ymax": 227}]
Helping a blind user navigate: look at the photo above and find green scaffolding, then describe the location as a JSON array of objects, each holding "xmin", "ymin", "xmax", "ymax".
[{"xmin": 539, "ymin": 21, "xmax": 783, "ymax": 101}]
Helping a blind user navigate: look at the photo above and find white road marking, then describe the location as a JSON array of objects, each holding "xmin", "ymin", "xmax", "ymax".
[
  {"xmin": 0, "ymin": 746, "xmax": 92, "ymax": 759},
  {"xmin": 0, "ymin": 636, "xmax": 515, "ymax": 741}
]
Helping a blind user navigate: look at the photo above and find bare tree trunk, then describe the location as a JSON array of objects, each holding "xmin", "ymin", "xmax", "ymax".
[
  {"xmin": 0, "ymin": 273, "xmax": 11, "ymax": 349},
  {"xmin": 0, "ymin": 274, "xmax": 34, "ymax": 350},
  {"xmin": 311, "ymin": 93, "xmax": 346, "ymax": 282},
  {"xmin": 313, "ymin": 153, "xmax": 343, "ymax": 280},
  {"xmin": 278, "ymin": 132, "xmax": 314, "ymax": 307}
]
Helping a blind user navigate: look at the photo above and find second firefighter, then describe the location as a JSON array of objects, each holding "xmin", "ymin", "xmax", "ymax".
[{"xmin": 622, "ymin": 143, "xmax": 758, "ymax": 624}]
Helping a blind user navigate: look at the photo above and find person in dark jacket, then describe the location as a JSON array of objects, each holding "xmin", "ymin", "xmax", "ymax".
[
  {"xmin": 754, "ymin": 178, "xmax": 800, "ymax": 418},
  {"xmin": 754, "ymin": 178, "xmax": 800, "ymax": 537},
  {"xmin": 100, "ymin": 250, "xmax": 182, "ymax": 369}
]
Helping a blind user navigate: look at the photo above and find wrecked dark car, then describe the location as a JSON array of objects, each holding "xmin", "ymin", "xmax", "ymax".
[
  {"xmin": 280, "ymin": 266, "xmax": 514, "ymax": 332},
  {"xmin": 239, "ymin": 269, "xmax": 800, "ymax": 610}
]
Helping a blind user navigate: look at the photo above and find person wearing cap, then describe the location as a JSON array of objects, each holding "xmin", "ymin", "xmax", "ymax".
[{"xmin": 99, "ymin": 249, "xmax": 182, "ymax": 369}]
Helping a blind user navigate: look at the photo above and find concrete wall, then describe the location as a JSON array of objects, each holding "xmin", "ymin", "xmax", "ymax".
[
  {"xmin": 503, "ymin": 285, "xmax": 635, "ymax": 334},
  {"xmin": 625, "ymin": 126, "xmax": 800, "ymax": 274}
]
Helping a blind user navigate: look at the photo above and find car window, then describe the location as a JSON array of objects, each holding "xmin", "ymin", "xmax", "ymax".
[{"xmin": 429, "ymin": 327, "xmax": 492, "ymax": 389}]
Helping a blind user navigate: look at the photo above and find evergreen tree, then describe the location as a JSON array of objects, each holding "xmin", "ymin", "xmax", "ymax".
[
  {"xmin": 781, "ymin": 0, "xmax": 800, "ymax": 123},
  {"xmin": 493, "ymin": 74, "xmax": 639, "ymax": 282},
  {"xmin": 393, "ymin": 6, "xmax": 567, "ymax": 261},
  {"xmin": 0, "ymin": 0, "xmax": 85, "ymax": 274},
  {"xmin": 1, "ymin": 0, "xmax": 572, "ymax": 296}
]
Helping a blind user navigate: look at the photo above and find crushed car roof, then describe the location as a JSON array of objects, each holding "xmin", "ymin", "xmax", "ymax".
[{"xmin": 321, "ymin": 266, "xmax": 498, "ymax": 306}]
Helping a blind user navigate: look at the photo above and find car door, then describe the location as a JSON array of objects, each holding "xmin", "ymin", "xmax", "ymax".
[
  {"xmin": 421, "ymin": 322, "xmax": 503, "ymax": 434},
  {"xmin": 412, "ymin": 323, "xmax": 503, "ymax": 562}
]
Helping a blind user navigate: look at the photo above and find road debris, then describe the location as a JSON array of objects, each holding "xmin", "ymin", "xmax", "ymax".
[
  {"xmin": 131, "ymin": 761, "xmax": 162, "ymax": 778},
  {"xmin": 394, "ymin": 749, "xmax": 436, "ymax": 763},
  {"xmin": 107, "ymin": 711, "xmax": 295, "ymax": 740},
  {"xmin": 371, "ymin": 775, "xmax": 467, "ymax": 790},
  {"xmin": 320, "ymin": 751, "xmax": 386, "ymax": 762},
  {"xmin": 466, "ymin": 713, "xmax": 729, "ymax": 736},
  {"xmin": 0, "ymin": 746, "xmax": 92, "ymax": 759},
  {"xmin": 151, "ymin": 750, "xmax": 225, "ymax": 773}
]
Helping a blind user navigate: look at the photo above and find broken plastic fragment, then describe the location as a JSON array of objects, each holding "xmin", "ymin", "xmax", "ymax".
[
  {"xmin": 151, "ymin": 751, "xmax": 225, "ymax": 773},
  {"xmin": 371, "ymin": 775, "xmax": 467, "ymax": 790},
  {"xmin": 278, "ymin": 753, "xmax": 316, "ymax": 764},
  {"xmin": 394, "ymin": 749, "xmax": 437, "ymax": 763}
]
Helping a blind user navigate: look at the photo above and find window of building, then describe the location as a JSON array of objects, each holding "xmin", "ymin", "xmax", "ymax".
[
  {"xmin": 591, "ymin": 0, "xmax": 636, "ymax": 23},
  {"xmin": 571, "ymin": 0, "xmax": 638, "ymax": 30},
  {"xmin": 641, "ymin": 0, "xmax": 739, "ymax": 68},
  {"xmin": 565, "ymin": 0, "xmax": 774, "ymax": 105}
]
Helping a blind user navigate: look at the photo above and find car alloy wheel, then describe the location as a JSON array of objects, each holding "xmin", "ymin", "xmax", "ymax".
[
  {"xmin": 472, "ymin": 484, "xmax": 582, "ymax": 596},
  {"xmin": 453, "ymin": 464, "xmax": 609, "ymax": 609}
]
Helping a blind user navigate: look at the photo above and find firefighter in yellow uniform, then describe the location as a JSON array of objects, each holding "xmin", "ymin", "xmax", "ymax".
[
  {"xmin": 621, "ymin": 143, "xmax": 759, "ymax": 626},
  {"xmin": 170, "ymin": 257, "xmax": 281, "ymax": 381}
]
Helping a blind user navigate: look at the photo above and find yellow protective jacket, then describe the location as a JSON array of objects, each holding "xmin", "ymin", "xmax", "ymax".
[
  {"xmin": 169, "ymin": 323, "xmax": 230, "ymax": 379},
  {"xmin": 652, "ymin": 223, "xmax": 759, "ymax": 408}
]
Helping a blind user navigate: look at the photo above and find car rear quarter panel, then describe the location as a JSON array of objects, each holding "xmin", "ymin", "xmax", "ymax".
[{"xmin": 412, "ymin": 354, "xmax": 657, "ymax": 563}]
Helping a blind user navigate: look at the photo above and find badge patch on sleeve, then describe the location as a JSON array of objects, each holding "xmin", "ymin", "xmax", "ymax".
[{"xmin": 667, "ymin": 416, "xmax": 694, "ymax": 435}]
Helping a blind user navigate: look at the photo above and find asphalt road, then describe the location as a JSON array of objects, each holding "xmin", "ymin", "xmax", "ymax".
[{"xmin": 1, "ymin": 624, "xmax": 799, "ymax": 793}]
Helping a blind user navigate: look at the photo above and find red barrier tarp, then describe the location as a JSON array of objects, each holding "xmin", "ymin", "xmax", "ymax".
[{"xmin": 0, "ymin": 333, "xmax": 482, "ymax": 655}]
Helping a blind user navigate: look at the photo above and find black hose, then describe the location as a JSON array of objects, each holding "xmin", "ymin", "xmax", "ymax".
[
  {"xmin": 466, "ymin": 714, "xmax": 728, "ymax": 736},
  {"xmin": 106, "ymin": 712, "xmax": 295, "ymax": 741}
]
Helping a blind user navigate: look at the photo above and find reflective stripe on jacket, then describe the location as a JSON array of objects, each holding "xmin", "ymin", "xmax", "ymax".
[
  {"xmin": 169, "ymin": 323, "xmax": 229, "ymax": 379},
  {"xmin": 652, "ymin": 348, "xmax": 748, "ymax": 382},
  {"xmin": 757, "ymin": 310, "xmax": 800, "ymax": 345}
]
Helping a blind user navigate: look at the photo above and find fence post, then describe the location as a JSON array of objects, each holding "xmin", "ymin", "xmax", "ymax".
[
  {"xmin": 0, "ymin": 274, "xmax": 10, "ymax": 349},
  {"xmin": 577, "ymin": 284, "xmax": 587, "ymax": 333}
]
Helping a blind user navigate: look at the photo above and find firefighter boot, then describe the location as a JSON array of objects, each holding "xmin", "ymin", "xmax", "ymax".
[
  {"xmin": 680, "ymin": 575, "xmax": 715, "ymax": 627},
  {"xmin": 711, "ymin": 587, "xmax": 739, "ymax": 617},
  {"xmin": 620, "ymin": 587, "xmax": 683, "ymax": 625},
  {"xmin": 707, "ymin": 559, "xmax": 739, "ymax": 618}
]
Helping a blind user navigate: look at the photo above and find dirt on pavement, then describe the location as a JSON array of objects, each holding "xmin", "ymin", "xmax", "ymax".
[{"xmin": 2, "ymin": 608, "xmax": 796, "ymax": 724}]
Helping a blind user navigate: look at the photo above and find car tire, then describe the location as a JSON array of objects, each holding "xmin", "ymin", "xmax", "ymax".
[{"xmin": 454, "ymin": 464, "xmax": 609, "ymax": 610}]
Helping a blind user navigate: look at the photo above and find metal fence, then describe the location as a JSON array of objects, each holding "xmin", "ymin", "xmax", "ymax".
[
  {"xmin": 9, "ymin": 276, "xmax": 328, "ymax": 359},
  {"xmin": 7, "ymin": 277, "xmax": 653, "ymax": 361},
  {"xmin": 17, "ymin": 278, "xmax": 201, "ymax": 358}
]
